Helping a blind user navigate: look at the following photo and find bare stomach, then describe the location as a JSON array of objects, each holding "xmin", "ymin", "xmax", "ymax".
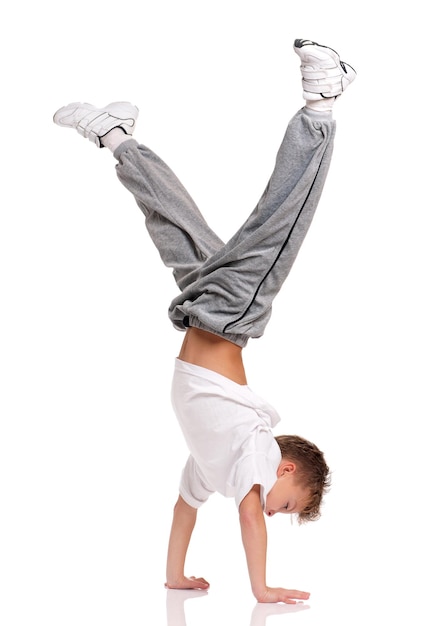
[{"xmin": 178, "ymin": 327, "xmax": 247, "ymax": 385}]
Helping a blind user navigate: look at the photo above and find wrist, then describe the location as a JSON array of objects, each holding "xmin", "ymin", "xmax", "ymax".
[
  {"xmin": 166, "ymin": 563, "xmax": 185, "ymax": 585},
  {"xmin": 251, "ymin": 582, "xmax": 268, "ymax": 602}
]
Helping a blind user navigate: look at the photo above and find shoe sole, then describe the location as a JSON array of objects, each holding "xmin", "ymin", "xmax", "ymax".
[
  {"xmin": 294, "ymin": 39, "xmax": 356, "ymax": 75},
  {"xmin": 294, "ymin": 38, "xmax": 356, "ymax": 98}
]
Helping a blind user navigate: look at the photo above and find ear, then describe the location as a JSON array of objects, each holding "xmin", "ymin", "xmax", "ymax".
[{"xmin": 277, "ymin": 460, "xmax": 296, "ymax": 477}]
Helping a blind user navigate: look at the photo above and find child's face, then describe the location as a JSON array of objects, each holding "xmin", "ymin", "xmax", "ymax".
[{"xmin": 264, "ymin": 461, "xmax": 308, "ymax": 517}]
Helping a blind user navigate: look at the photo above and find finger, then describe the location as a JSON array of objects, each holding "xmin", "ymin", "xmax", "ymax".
[
  {"xmin": 188, "ymin": 577, "xmax": 210, "ymax": 588},
  {"xmin": 190, "ymin": 577, "xmax": 209, "ymax": 583},
  {"xmin": 286, "ymin": 590, "xmax": 310, "ymax": 600}
]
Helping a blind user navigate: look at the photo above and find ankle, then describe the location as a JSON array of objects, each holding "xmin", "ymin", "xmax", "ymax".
[
  {"xmin": 100, "ymin": 127, "xmax": 129, "ymax": 151},
  {"xmin": 305, "ymin": 97, "xmax": 336, "ymax": 112}
]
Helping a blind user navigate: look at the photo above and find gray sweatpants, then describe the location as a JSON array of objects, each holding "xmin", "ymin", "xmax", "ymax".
[{"xmin": 114, "ymin": 107, "xmax": 336, "ymax": 347}]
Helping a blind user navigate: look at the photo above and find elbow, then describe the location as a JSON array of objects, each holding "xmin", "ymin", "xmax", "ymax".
[
  {"xmin": 239, "ymin": 507, "xmax": 259, "ymax": 527},
  {"xmin": 239, "ymin": 503, "xmax": 264, "ymax": 531}
]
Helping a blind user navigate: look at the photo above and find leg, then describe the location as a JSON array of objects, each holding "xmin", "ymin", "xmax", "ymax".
[
  {"xmin": 113, "ymin": 140, "xmax": 224, "ymax": 286},
  {"xmin": 168, "ymin": 39, "xmax": 356, "ymax": 346},
  {"xmin": 52, "ymin": 39, "xmax": 355, "ymax": 348},
  {"xmin": 169, "ymin": 107, "xmax": 336, "ymax": 345},
  {"xmin": 53, "ymin": 101, "xmax": 224, "ymax": 287}
]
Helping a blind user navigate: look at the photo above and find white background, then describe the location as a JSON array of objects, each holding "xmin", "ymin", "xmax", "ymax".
[{"xmin": 1, "ymin": 2, "xmax": 421, "ymax": 625}]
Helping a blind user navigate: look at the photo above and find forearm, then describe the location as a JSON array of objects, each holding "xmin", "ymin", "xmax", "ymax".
[
  {"xmin": 239, "ymin": 486, "xmax": 311, "ymax": 605},
  {"xmin": 239, "ymin": 486, "xmax": 268, "ymax": 600},
  {"xmin": 166, "ymin": 495, "xmax": 198, "ymax": 584}
]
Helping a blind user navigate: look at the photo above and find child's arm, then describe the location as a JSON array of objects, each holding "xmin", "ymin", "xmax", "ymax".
[
  {"xmin": 165, "ymin": 495, "xmax": 210, "ymax": 590},
  {"xmin": 239, "ymin": 485, "xmax": 310, "ymax": 604}
]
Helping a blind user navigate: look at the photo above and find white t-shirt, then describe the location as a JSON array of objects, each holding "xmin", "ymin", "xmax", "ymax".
[{"xmin": 171, "ymin": 359, "xmax": 282, "ymax": 510}]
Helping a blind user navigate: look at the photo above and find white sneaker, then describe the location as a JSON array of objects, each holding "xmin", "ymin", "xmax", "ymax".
[
  {"xmin": 294, "ymin": 39, "xmax": 356, "ymax": 100},
  {"xmin": 53, "ymin": 101, "xmax": 139, "ymax": 147}
]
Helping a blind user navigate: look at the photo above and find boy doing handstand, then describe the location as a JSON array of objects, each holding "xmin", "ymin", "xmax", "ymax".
[{"xmin": 53, "ymin": 39, "xmax": 356, "ymax": 604}]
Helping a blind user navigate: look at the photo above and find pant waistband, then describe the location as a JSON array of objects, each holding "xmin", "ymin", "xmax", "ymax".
[{"xmin": 182, "ymin": 315, "xmax": 249, "ymax": 348}]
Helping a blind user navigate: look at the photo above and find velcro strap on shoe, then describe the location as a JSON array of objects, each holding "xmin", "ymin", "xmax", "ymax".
[
  {"xmin": 301, "ymin": 67, "xmax": 342, "ymax": 80},
  {"xmin": 76, "ymin": 111, "xmax": 108, "ymax": 136},
  {"xmin": 302, "ymin": 80, "xmax": 341, "ymax": 96}
]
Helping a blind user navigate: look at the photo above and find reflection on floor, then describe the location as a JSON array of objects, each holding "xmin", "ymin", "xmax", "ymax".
[{"xmin": 166, "ymin": 589, "xmax": 310, "ymax": 626}]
